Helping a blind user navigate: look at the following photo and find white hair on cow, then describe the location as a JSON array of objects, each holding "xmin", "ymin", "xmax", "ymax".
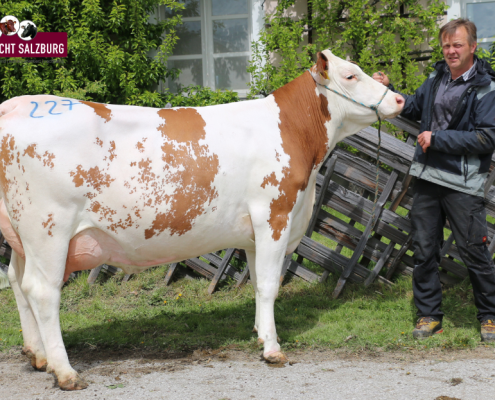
[{"xmin": 0, "ymin": 263, "xmax": 9, "ymax": 289}]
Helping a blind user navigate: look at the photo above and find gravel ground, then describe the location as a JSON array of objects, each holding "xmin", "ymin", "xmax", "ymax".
[{"xmin": 1, "ymin": 347, "xmax": 495, "ymax": 400}]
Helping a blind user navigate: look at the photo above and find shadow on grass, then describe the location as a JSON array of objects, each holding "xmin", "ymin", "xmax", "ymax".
[{"xmin": 58, "ymin": 272, "xmax": 418, "ymax": 362}]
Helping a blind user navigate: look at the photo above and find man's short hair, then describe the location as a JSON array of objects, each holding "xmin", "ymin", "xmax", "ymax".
[{"xmin": 439, "ymin": 19, "xmax": 477, "ymax": 46}]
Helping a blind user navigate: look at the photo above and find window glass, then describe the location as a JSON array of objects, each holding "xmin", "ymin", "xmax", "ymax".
[
  {"xmin": 213, "ymin": 19, "xmax": 249, "ymax": 53},
  {"xmin": 166, "ymin": 0, "xmax": 201, "ymax": 18},
  {"xmin": 211, "ymin": 0, "xmax": 248, "ymax": 16},
  {"xmin": 214, "ymin": 56, "xmax": 249, "ymax": 90},
  {"xmin": 172, "ymin": 21, "xmax": 202, "ymax": 56},
  {"xmin": 168, "ymin": 59, "xmax": 203, "ymax": 92},
  {"xmin": 467, "ymin": 2, "xmax": 495, "ymax": 38}
]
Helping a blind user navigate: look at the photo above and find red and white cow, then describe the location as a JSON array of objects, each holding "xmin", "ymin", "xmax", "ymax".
[{"xmin": 0, "ymin": 50, "xmax": 403, "ymax": 390}]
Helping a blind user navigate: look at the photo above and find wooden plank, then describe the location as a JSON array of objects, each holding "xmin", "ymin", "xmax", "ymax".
[
  {"xmin": 364, "ymin": 241, "xmax": 395, "ymax": 287},
  {"xmin": 184, "ymin": 258, "xmax": 216, "ymax": 280},
  {"xmin": 386, "ymin": 115, "xmax": 420, "ymax": 137},
  {"xmin": 164, "ymin": 263, "xmax": 180, "ymax": 286},
  {"xmin": 332, "ymin": 170, "xmax": 400, "ymax": 298},
  {"xmin": 286, "ymin": 260, "xmax": 319, "ymax": 282},
  {"xmin": 208, "ymin": 248, "xmax": 236, "ymax": 294},
  {"xmin": 307, "ymin": 154, "xmax": 338, "ymax": 236},
  {"xmin": 319, "ymin": 179, "xmax": 412, "ymax": 233},
  {"xmin": 384, "ymin": 236, "xmax": 412, "ymax": 280},
  {"xmin": 87, "ymin": 265, "xmax": 103, "ymax": 284},
  {"xmin": 235, "ymin": 266, "xmax": 250, "ymax": 288}
]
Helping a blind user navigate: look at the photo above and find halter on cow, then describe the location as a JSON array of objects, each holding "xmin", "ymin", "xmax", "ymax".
[{"xmin": 0, "ymin": 50, "xmax": 403, "ymax": 390}]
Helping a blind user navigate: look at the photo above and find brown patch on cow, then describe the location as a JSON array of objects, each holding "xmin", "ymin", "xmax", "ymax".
[
  {"xmin": 144, "ymin": 108, "xmax": 219, "ymax": 239},
  {"xmin": 22, "ymin": 144, "xmax": 55, "ymax": 168},
  {"xmin": 136, "ymin": 139, "xmax": 147, "ymax": 153},
  {"xmin": 0, "ymin": 135, "xmax": 15, "ymax": 196},
  {"xmin": 108, "ymin": 141, "xmax": 116, "ymax": 162},
  {"xmin": 130, "ymin": 161, "xmax": 136, "ymax": 167},
  {"xmin": 95, "ymin": 138, "xmax": 103, "ymax": 147},
  {"xmin": 84, "ymin": 192, "xmax": 97, "ymax": 200},
  {"xmin": 108, "ymin": 214, "xmax": 135, "ymax": 232},
  {"xmin": 268, "ymin": 71, "xmax": 331, "ymax": 241},
  {"xmin": 42, "ymin": 214, "xmax": 55, "ymax": 237},
  {"xmin": 81, "ymin": 101, "xmax": 112, "ymax": 123},
  {"xmin": 88, "ymin": 200, "xmax": 117, "ymax": 223},
  {"xmin": 70, "ymin": 165, "xmax": 115, "ymax": 193},
  {"xmin": 275, "ymin": 150, "xmax": 281, "ymax": 162},
  {"xmin": 261, "ymin": 172, "xmax": 279, "ymax": 188}
]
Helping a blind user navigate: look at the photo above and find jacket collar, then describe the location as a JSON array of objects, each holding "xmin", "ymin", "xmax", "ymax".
[{"xmin": 433, "ymin": 55, "xmax": 494, "ymax": 86}]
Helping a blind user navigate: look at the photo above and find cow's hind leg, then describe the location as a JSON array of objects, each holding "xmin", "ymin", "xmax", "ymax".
[
  {"xmin": 20, "ymin": 244, "xmax": 87, "ymax": 390},
  {"xmin": 8, "ymin": 252, "xmax": 48, "ymax": 371}
]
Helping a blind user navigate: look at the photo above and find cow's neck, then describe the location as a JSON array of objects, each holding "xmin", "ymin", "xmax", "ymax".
[{"xmin": 271, "ymin": 71, "xmax": 333, "ymax": 187}]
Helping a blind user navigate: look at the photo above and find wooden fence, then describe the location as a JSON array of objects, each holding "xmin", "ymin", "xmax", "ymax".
[
  {"xmin": 158, "ymin": 115, "xmax": 495, "ymax": 296},
  {"xmin": 2, "ymin": 115, "xmax": 495, "ymax": 297}
]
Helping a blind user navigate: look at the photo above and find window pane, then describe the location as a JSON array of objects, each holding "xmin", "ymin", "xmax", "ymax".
[
  {"xmin": 467, "ymin": 2, "xmax": 495, "ymax": 39},
  {"xmin": 168, "ymin": 59, "xmax": 203, "ymax": 92},
  {"xmin": 166, "ymin": 0, "xmax": 201, "ymax": 18},
  {"xmin": 212, "ymin": 0, "xmax": 248, "ymax": 16},
  {"xmin": 214, "ymin": 56, "xmax": 249, "ymax": 90},
  {"xmin": 213, "ymin": 19, "xmax": 249, "ymax": 53},
  {"xmin": 173, "ymin": 21, "xmax": 202, "ymax": 56}
]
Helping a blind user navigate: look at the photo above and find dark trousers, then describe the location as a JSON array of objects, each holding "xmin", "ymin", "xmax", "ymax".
[{"xmin": 410, "ymin": 179, "xmax": 495, "ymax": 322}]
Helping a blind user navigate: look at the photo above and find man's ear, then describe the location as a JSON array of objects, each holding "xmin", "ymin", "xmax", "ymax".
[{"xmin": 316, "ymin": 52, "xmax": 330, "ymax": 80}]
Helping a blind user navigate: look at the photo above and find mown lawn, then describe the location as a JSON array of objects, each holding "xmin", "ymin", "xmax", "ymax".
[{"xmin": 0, "ymin": 265, "xmax": 491, "ymax": 355}]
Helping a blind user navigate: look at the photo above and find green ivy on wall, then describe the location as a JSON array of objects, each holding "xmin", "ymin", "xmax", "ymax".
[
  {"xmin": 248, "ymin": 0, "xmax": 448, "ymax": 98},
  {"xmin": 0, "ymin": 0, "xmax": 238, "ymax": 107}
]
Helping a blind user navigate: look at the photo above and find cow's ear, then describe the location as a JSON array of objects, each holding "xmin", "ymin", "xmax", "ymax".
[{"xmin": 316, "ymin": 52, "xmax": 330, "ymax": 80}]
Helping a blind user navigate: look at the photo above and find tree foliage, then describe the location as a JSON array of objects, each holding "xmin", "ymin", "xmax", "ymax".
[
  {"xmin": 0, "ymin": 0, "xmax": 238, "ymax": 106},
  {"xmin": 248, "ymin": 0, "xmax": 448, "ymax": 98}
]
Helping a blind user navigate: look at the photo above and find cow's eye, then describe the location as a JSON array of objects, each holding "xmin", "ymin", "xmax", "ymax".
[{"xmin": 346, "ymin": 75, "xmax": 355, "ymax": 80}]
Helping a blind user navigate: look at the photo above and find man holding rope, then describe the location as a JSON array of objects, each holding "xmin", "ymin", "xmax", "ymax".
[{"xmin": 373, "ymin": 19, "xmax": 495, "ymax": 341}]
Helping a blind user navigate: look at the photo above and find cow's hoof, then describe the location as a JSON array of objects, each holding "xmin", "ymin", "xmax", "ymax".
[
  {"xmin": 23, "ymin": 348, "xmax": 47, "ymax": 371},
  {"xmin": 264, "ymin": 351, "xmax": 288, "ymax": 364},
  {"xmin": 30, "ymin": 356, "xmax": 47, "ymax": 371},
  {"xmin": 58, "ymin": 375, "xmax": 88, "ymax": 391}
]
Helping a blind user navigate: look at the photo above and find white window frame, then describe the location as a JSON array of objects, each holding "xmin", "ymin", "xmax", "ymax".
[
  {"xmin": 446, "ymin": 0, "xmax": 495, "ymax": 51},
  {"xmin": 158, "ymin": 0, "xmax": 265, "ymax": 98}
]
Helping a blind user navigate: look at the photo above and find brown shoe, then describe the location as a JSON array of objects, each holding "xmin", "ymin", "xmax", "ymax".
[
  {"xmin": 412, "ymin": 317, "xmax": 443, "ymax": 339},
  {"xmin": 481, "ymin": 319, "xmax": 495, "ymax": 342}
]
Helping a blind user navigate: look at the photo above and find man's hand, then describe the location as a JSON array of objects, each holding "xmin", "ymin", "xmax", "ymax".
[
  {"xmin": 372, "ymin": 71, "xmax": 390, "ymax": 87},
  {"xmin": 418, "ymin": 131, "xmax": 432, "ymax": 153}
]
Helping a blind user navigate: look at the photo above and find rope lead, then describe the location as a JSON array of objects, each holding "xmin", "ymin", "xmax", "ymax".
[{"xmin": 313, "ymin": 73, "xmax": 388, "ymax": 235}]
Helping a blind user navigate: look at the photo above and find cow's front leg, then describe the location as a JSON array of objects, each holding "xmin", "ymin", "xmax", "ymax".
[
  {"xmin": 8, "ymin": 252, "xmax": 48, "ymax": 371},
  {"xmin": 20, "ymin": 246, "xmax": 87, "ymax": 390},
  {"xmin": 253, "ymin": 242, "xmax": 288, "ymax": 364},
  {"xmin": 245, "ymin": 250, "xmax": 261, "ymax": 334}
]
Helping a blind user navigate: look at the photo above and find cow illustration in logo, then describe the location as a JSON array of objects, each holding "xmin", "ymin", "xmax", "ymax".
[
  {"xmin": 19, "ymin": 20, "xmax": 37, "ymax": 40},
  {"xmin": 0, "ymin": 16, "xmax": 19, "ymax": 36}
]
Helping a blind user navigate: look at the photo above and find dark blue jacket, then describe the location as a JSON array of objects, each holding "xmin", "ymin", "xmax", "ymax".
[{"xmin": 396, "ymin": 57, "xmax": 495, "ymax": 196}]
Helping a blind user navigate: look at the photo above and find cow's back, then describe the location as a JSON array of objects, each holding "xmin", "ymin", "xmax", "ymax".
[{"xmin": 0, "ymin": 95, "xmax": 292, "ymax": 272}]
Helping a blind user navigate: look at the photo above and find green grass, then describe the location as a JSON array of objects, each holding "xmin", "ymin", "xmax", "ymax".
[{"xmin": 0, "ymin": 266, "xmax": 489, "ymax": 355}]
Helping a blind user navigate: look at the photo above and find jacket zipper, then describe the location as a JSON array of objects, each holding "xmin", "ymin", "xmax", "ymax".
[
  {"xmin": 418, "ymin": 72, "xmax": 443, "ymax": 179},
  {"xmin": 449, "ymin": 86, "xmax": 475, "ymax": 183}
]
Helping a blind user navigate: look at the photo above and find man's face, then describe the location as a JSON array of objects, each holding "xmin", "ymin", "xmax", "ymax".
[{"xmin": 442, "ymin": 26, "xmax": 477, "ymax": 77}]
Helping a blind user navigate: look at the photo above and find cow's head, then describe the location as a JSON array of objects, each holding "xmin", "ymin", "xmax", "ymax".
[{"xmin": 311, "ymin": 50, "xmax": 404, "ymax": 127}]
